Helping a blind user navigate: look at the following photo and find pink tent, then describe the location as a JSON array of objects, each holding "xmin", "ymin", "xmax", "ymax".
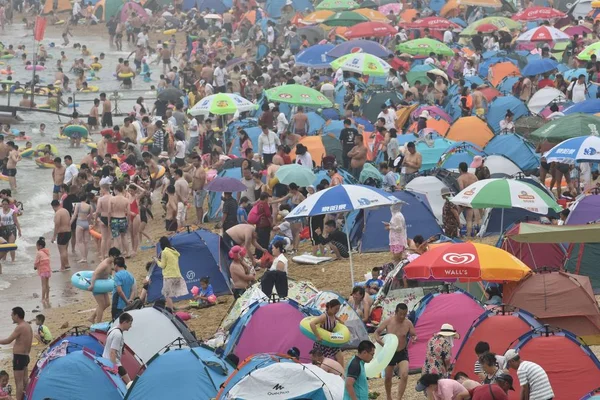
[
  {"xmin": 120, "ymin": 2, "xmax": 149, "ymax": 23},
  {"xmin": 408, "ymin": 291, "xmax": 485, "ymax": 372},
  {"xmin": 226, "ymin": 301, "xmax": 314, "ymax": 361}
]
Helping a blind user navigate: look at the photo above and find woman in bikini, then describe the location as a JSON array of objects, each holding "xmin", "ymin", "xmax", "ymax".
[
  {"xmin": 309, "ymin": 298, "xmax": 346, "ymax": 368},
  {"xmin": 71, "ymin": 192, "xmax": 93, "ymax": 264}
]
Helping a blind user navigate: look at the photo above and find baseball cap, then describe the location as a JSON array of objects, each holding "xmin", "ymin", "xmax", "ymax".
[
  {"xmin": 415, "ymin": 381, "xmax": 426, "ymax": 392},
  {"xmin": 503, "ymin": 349, "xmax": 519, "ymax": 368},
  {"xmin": 495, "ymin": 373, "xmax": 515, "ymax": 391}
]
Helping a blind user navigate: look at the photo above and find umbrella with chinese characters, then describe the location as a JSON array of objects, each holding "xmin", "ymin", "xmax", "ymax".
[
  {"xmin": 265, "ymin": 84, "xmax": 333, "ymax": 108},
  {"xmin": 330, "ymin": 53, "xmax": 391, "ymax": 76},
  {"xmin": 188, "ymin": 93, "xmax": 256, "ymax": 116}
]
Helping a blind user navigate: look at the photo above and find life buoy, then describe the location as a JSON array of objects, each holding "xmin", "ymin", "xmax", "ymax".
[
  {"xmin": 364, "ymin": 334, "xmax": 399, "ymax": 378},
  {"xmin": 299, "ymin": 317, "xmax": 351, "ymax": 348},
  {"xmin": 71, "ymin": 271, "xmax": 114, "ymax": 294}
]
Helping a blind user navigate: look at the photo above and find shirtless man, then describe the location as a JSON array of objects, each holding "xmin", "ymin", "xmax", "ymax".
[
  {"xmin": 471, "ymin": 84, "xmax": 485, "ymax": 118},
  {"xmin": 0, "ymin": 307, "xmax": 32, "ymax": 400},
  {"xmin": 347, "ymin": 134, "xmax": 367, "ymax": 180},
  {"xmin": 51, "ymin": 199, "xmax": 71, "ymax": 271},
  {"xmin": 160, "ymin": 43, "xmax": 171, "ymax": 74},
  {"xmin": 119, "ymin": 61, "xmax": 135, "ymax": 89},
  {"xmin": 88, "ymin": 247, "xmax": 120, "ymax": 323},
  {"xmin": 174, "ymin": 169, "xmax": 189, "ymax": 227},
  {"xmin": 100, "ymin": 93, "xmax": 112, "ymax": 128},
  {"xmin": 224, "ymin": 224, "xmax": 267, "ymax": 264},
  {"xmin": 95, "ymin": 184, "xmax": 111, "ymax": 258},
  {"xmin": 165, "ymin": 185, "xmax": 178, "ymax": 232},
  {"xmin": 0, "ymin": 136, "xmax": 8, "ymax": 173},
  {"xmin": 190, "ymin": 155, "xmax": 207, "ymax": 224},
  {"xmin": 291, "ymin": 106, "xmax": 309, "ymax": 135},
  {"xmin": 120, "ymin": 117, "xmax": 137, "ymax": 144},
  {"xmin": 457, "ymin": 161, "xmax": 479, "ymax": 237},
  {"xmin": 5, "ymin": 141, "xmax": 20, "ymax": 191},
  {"xmin": 400, "ymin": 141, "xmax": 422, "ymax": 187},
  {"xmin": 52, "ymin": 157, "xmax": 66, "ymax": 200},
  {"xmin": 108, "ymin": 182, "xmax": 130, "ymax": 257},
  {"xmin": 81, "ymin": 148, "xmax": 97, "ymax": 167},
  {"xmin": 96, "ymin": 134, "xmax": 109, "ymax": 158},
  {"xmin": 128, "ymin": 44, "xmax": 146, "ymax": 72},
  {"xmin": 142, "ymin": 152, "xmax": 159, "ymax": 179},
  {"xmin": 375, "ymin": 303, "xmax": 417, "ymax": 400}
]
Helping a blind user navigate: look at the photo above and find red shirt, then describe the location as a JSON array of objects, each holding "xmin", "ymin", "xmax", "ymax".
[
  {"xmin": 538, "ymin": 78, "xmax": 555, "ymax": 89},
  {"xmin": 106, "ymin": 131, "xmax": 121, "ymax": 155},
  {"xmin": 468, "ymin": 384, "xmax": 509, "ymax": 400}
]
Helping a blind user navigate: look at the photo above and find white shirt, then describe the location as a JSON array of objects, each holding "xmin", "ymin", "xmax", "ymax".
[
  {"xmin": 175, "ymin": 140, "xmax": 186, "ymax": 159},
  {"xmin": 189, "ymin": 118, "xmax": 199, "ymax": 138},
  {"xmin": 424, "ymin": 57, "xmax": 435, "ymax": 65},
  {"xmin": 569, "ymin": 81, "xmax": 587, "ymax": 103},
  {"xmin": 136, "ymin": 32, "xmax": 148, "ymax": 47},
  {"xmin": 72, "ymin": 1, "xmax": 81, "ymax": 16},
  {"xmin": 267, "ymin": 26, "xmax": 275, "ymax": 43},
  {"xmin": 377, "ymin": 110, "xmax": 396, "ymax": 130},
  {"xmin": 64, "ymin": 164, "xmax": 79, "ymax": 185},
  {"xmin": 296, "ymin": 152, "xmax": 313, "ymax": 168},
  {"xmin": 443, "ymin": 30, "xmax": 453, "ymax": 44},
  {"xmin": 277, "ymin": 221, "xmax": 293, "ymax": 240},
  {"xmin": 276, "ymin": 112, "xmax": 288, "ymax": 134},
  {"xmin": 271, "ymin": 253, "xmax": 288, "ymax": 273},
  {"xmin": 463, "ymin": 67, "xmax": 477, "ymax": 77},
  {"xmin": 214, "ymin": 67, "xmax": 226, "ymax": 87},
  {"xmin": 132, "ymin": 120, "xmax": 143, "ymax": 143},
  {"xmin": 102, "ymin": 327, "xmax": 125, "ymax": 366}
]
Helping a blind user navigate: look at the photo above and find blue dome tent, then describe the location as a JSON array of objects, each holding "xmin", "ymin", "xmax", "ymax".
[
  {"xmin": 484, "ymin": 134, "xmax": 540, "ymax": 173},
  {"xmin": 486, "ymin": 95, "xmax": 530, "ymax": 133}
]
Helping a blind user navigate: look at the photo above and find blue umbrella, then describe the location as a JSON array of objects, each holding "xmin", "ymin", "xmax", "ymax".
[
  {"xmin": 563, "ymin": 68, "xmax": 588, "ymax": 82},
  {"xmin": 295, "ymin": 44, "xmax": 335, "ymax": 68},
  {"xmin": 327, "ymin": 40, "xmax": 392, "ymax": 59},
  {"xmin": 286, "ymin": 184, "xmax": 399, "ymax": 285},
  {"xmin": 521, "ymin": 59, "xmax": 559, "ymax": 76},
  {"xmin": 205, "ymin": 177, "xmax": 247, "ymax": 192},
  {"xmin": 450, "ymin": 17, "xmax": 466, "ymax": 27},
  {"xmin": 564, "ymin": 99, "xmax": 600, "ymax": 115},
  {"xmin": 545, "ymin": 136, "xmax": 600, "ymax": 164}
]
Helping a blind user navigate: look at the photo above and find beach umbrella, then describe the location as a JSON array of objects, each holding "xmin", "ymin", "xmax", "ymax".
[
  {"xmin": 455, "ymin": 0, "xmax": 502, "ymax": 7},
  {"xmin": 300, "ymin": 10, "xmax": 335, "ymax": 24},
  {"xmin": 157, "ymin": 87, "xmax": 184, "ymax": 103},
  {"xmin": 544, "ymin": 136, "xmax": 600, "ymax": 164},
  {"xmin": 404, "ymin": 16, "xmax": 460, "ymax": 31},
  {"xmin": 476, "ymin": 23, "xmax": 497, "ymax": 33},
  {"xmin": 188, "ymin": 93, "xmax": 256, "ymax": 116},
  {"xmin": 451, "ymin": 178, "xmax": 561, "ymax": 230},
  {"xmin": 265, "ymin": 84, "xmax": 333, "ymax": 108},
  {"xmin": 461, "ymin": 17, "xmax": 521, "ymax": 36},
  {"xmin": 578, "ymin": 42, "xmax": 600, "ymax": 61},
  {"xmin": 405, "ymin": 64, "xmax": 435, "ymax": 85},
  {"xmin": 516, "ymin": 26, "xmax": 571, "ymax": 42},
  {"xmin": 360, "ymin": 0, "xmax": 379, "ymax": 9},
  {"xmin": 327, "ymin": 39, "xmax": 392, "ymax": 58},
  {"xmin": 297, "ymin": 26, "xmax": 328, "ymax": 43},
  {"xmin": 403, "ymin": 243, "xmax": 531, "ymax": 282},
  {"xmin": 205, "ymin": 176, "xmax": 247, "ymax": 192},
  {"xmin": 330, "ymin": 53, "xmax": 391, "ymax": 76},
  {"xmin": 530, "ymin": 113, "xmax": 600, "ymax": 142},
  {"xmin": 396, "ymin": 38, "xmax": 454, "ymax": 56},
  {"xmin": 512, "ymin": 6, "xmax": 565, "ymax": 21},
  {"xmin": 378, "ymin": 3, "xmax": 401, "ymax": 15},
  {"xmin": 275, "ymin": 165, "xmax": 316, "ymax": 186},
  {"xmin": 344, "ymin": 21, "xmax": 397, "ymax": 39},
  {"xmin": 564, "ymin": 99, "xmax": 600, "ymax": 115},
  {"xmin": 323, "ymin": 11, "xmax": 369, "ymax": 26},
  {"xmin": 561, "ymin": 25, "xmax": 592, "ymax": 36},
  {"xmin": 295, "ymin": 44, "xmax": 335, "ymax": 68},
  {"xmin": 353, "ymin": 8, "xmax": 389, "ymax": 22},
  {"xmin": 285, "ymin": 184, "xmax": 400, "ymax": 285},
  {"xmin": 316, "ymin": 0, "xmax": 359, "ymax": 10},
  {"xmin": 521, "ymin": 58, "xmax": 559, "ymax": 76}
]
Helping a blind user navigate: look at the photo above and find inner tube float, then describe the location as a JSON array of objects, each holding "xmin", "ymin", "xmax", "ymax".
[
  {"xmin": 63, "ymin": 125, "xmax": 89, "ymax": 139},
  {"xmin": 54, "ymin": 20, "xmax": 65, "ymax": 25},
  {"xmin": 364, "ymin": 334, "xmax": 399, "ymax": 378},
  {"xmin": 163, "ymin": 29, "xmax": 177, "ymax": 35},
  {"xmin": 14, "ymin": 135, "xmax": 31, "ymax": 141},
  {"xmin": 0, "ymin": 174, "xmax": 9, "ymax": 181},
  {"xmin": 593, "ymin": 0, "xmax": 600, "ymax": 7},
  {"xmin": 71, "ymin": 270, "xmax": 114, "ymax": 294},
  {"xmin": 35, "ymin": 143, "xmax": 59, "ymax": 156},
  {"xmin": 140, "ymin": 137, "xmax": 154, "ymax": 145},
  {"xmin": 90, "ymin": 63, "xmax": 102, "ymax": 71},
  {"xmin": 20, "ymin": 148, "xmax": 34, "ymax": 158},
  {"xmin": 0, "ymin": 54, "xmax": 14, "ymax": 59},
  {"xmin": 90, "ymin": 228, "xmax": 101, "ymax": 239},
  {"xmin": 37, "ymin": 104, "xmax": 51, "ymax": 110},
  {"xmin": 86, "ymin": 142, "xmax": 97, "ymax": 149},
  {"xmin": 0, "ymin": 70, "xmax": 11, "ymax": 75},
  {"xmin": 151, "ymin": 165, "xmax": 166, "ymax": 180},
  {"xmin": 35, "ymin": 157, "xmax": 55, "ymax": 168},
  {"xmin": 0, "ymin": 243, "xmax": 17, "ymax": 252},
  {"xmin": 57, "ymin": 134, "xmax": 90, "ymax": 143},
  {"xmin": 117, "ymin": 72, "xmax": 134, "ymax": 80},
  {"xmin": 299, "ymin": 317, "xmax": 351, "ymax": 348},
  {"xmin": 80, "ymin": 86, "xmax": 99, "ymax": 93},
  {"xmin": 67, "ymin": 103, "xmax": 80, "ymax": 108},
  {"xmin": 25, "ymin": 65, "xmax": 45, "ymax": 71}
]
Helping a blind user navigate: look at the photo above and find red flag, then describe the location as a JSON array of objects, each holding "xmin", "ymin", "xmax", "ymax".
[{"xmin": 34, "ymin": 17, "xmax": 47, "ymax": 42}]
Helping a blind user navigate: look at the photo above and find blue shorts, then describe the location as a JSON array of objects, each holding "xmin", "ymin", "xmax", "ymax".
[{"xmin": 53, "ymin": 185, "xmax": 61, "ymax": 194}]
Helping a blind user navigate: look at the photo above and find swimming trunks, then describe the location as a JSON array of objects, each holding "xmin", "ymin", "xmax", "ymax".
[
  {"xmin": 87, "ymin": 116, "xmax": 98, "ymax": 126},
  {"xmin": 165, "ymin": 219, "xmax": 177, "ymax": 232},
  {"xmin": 100, "ymin": 216, "xmax": 109, "ymax": 226},
  {"xmin": 193, "ymin": 190, "xmax": 207, "ymax": 208},
  {"xmin": 4, "ymin": 168, "xmax": 16, "ymax": 177},
  {"xmin": 53, "ymin": 184, "xmax": 61, "ymax": 194},
  {"xmin": 56, "ymin": 231, "xmax": 71, "ymax": 246},
  {"xmin": 388, "ymin": 348, "xmax": 409, "ymax": 366},
  {"xmin": 110, "ymin": 217, "xmax": 128, "ymax": 238},
  {"xmin": 101, "ymin": 112, "xmax": 113, "ymax": 128},
  {"xmin": 13, "ymin": 354, "xmax": 30, "ymax": 371}
]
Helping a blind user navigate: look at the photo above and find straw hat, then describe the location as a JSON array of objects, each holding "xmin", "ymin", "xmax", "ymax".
[{"xmin": 437, "ymin": 323, "xmax": 460, "ymax": 338}]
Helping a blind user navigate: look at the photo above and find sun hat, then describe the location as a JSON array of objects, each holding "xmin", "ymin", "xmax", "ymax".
[
  {"xmin": 503, "ymin": 349, "xmax": 519, "ymax": 364},
  {"xmin": 419, "ymin": 110, "xmax": 430, "ymax": 119},
  {"xmin": 470, "ymin": 155, "xmax": 483, "ymax": 169},
  {"xmin": 437, "ymin": 323, "xmax": 460, "ymax": 338},
  {"xmin": 440, "ymin": 187, "xmax": 453, "ymax": 198}
]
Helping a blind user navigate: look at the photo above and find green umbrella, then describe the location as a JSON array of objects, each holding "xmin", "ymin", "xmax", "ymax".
[
  {"xmin": 406, "ymin": 64, "xmax": 435, "ymax": 86},
  {"xmin": 396, "ymin": 38, "xmax": 455, "ymax": 57},
  {"xmin": 265, "ymin": 84, "xmax": 333, "ymax": 108},
  {"xmin": 323, "ymin": 11, "xmax": 369, "ymax": 26},
  {"xmin": 359, "ymin": 0, "xmax": 378, "ymax": 9},
  {"xmin": 316, "ymin": 0, "xmax": 359, "ymax": 11},
  {"xmin": 529, "ymin": 113, "xmax": 600, "ymax": 143},
  {"xmin": 188, "ymin": 93, "xmax": 256, "ymax": 116},
  {"xmin": 330, "ymin": 53, "xmax": 391, "ymax": 76},
  {"xmin": 461, "ymin": 17, "xmax": 521, "ymax": 36},
  {"xmin": 275, "ymin": 164, "xmax": 316, "ymax": 186},
  {"xmin": 578, "ymin": 42, "xmax": 600, "ymax": 61}
]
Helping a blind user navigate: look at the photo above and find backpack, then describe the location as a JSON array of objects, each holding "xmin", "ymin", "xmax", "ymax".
[{"xmin": 247, "ymin": 202, "xmax": 260, "ymax": 224}]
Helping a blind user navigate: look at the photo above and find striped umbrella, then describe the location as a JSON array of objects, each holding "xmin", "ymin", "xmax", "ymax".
[{"xmin": 544, "ymin": 136, "xmax": 600, "ymax": 164}]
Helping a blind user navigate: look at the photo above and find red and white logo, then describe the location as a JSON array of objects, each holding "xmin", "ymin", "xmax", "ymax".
[{"xmin": 442, "ymin": 253, "xmax": 476, "ymax": 265}]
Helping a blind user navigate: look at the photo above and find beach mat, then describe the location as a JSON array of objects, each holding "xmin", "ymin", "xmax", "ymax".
[{"xmin": 292, "ymin": 255, "xmax": 333, "ymax": 265}]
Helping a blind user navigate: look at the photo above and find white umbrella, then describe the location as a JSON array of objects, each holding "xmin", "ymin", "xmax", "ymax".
[{"xmin": 204, "ymin": 13, "xmax": 222, "ymax": 19}]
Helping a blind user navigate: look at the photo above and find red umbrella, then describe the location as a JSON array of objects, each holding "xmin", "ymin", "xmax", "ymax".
[
  {"xmin": 512, "ymin": 6, "xmax": 565, "ymax": 21},
  {"xmin": 403, "ymin": 16, "xmax": 460, "ymax": 31},
  {"xmin": 479, "ymin": 86, "xmax": 501, "ymax": 102},
  {"xmin": 344, "ymin": 21, "xmax": 397, "ymax": 39},
  {"xmin": 476, "ymin": 23, "xmax": 497, "ymax": 33},
  {"xmin": 562, "ymin": 25, "xmax": 592, "ymax": 36}
]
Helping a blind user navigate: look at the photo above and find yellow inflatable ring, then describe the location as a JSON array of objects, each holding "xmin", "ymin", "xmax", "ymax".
[
  {"xmin": 364, "ymin": 334, "xmax": 399, "ymax": 378},
  {"xmin": 54, "ymin": 20, "xmax": 65, "ymax": 25},
  {"xmin": 20, "ymin": 148, "xmax": 34, "ymax": 158},
  {"xmin": 117, "ymin": 72, "xmax": 134, "ymax": 79},
  {"xmin": 35, "ymin": 157, "xmax": 55, "ymax": 169},
  {"xmin": 90, "ymin": 63, "xmax": 102, "ymax": 70},
  {"xmin": 0, "ymin": 243, "xmax": 17, "ymax": 252},
  {"xmin": 80, "ymin": 85, "xmax": 99, "ymax": 93},
  {"xmin": 86, "ymin": 142, "xmax": 97, "ymax": 149},
  {"xmin": 140, "ymin": 137, "xmax": 154, "ymax": 145},
  {"xmin": 299, "ymin": 316, "xmax": 351, "ymax": 348},
  {"xmin": 35, "ymin": 143, "xmax": 59, "ymax": 156},
  {"xmin": 163, "ymin": 29, "xmax": 177, "ymax": 35},
  {"xmin": 151, "ymin": 165, "xmax": 166, "ymax": 180},
  {"xmin": 37, "ymin": 104, "xmax": 51, "ymax": 109},
  {"xmin": 0, "ymin": 174, "xmax": 9, "ymax": 181}
]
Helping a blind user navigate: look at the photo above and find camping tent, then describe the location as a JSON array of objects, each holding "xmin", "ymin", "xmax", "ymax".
[
  {"xmin": 216, "ymin": 354, "xmax": 344, "ymax": 399},
  {"xmin": 565, "ymin": 243, "xmax": 600, "ymax": 293},
  {"xmin": 486, "ymin": 96, "xmax": 530, "ymax": 134},
  {"xmin": 504, "ymin": 271, "xmax": 600, "ymax": 344},
  {"xmin": 482, "ymin": 155, "xmax": 523, "ymax": 177},
  {"xmin": 407, "ymin": 289, "xmax": 485, "ymax": 372},
  {"xmin": 224, "ymin": 300, "xmax": 317, "ymax": 360},
  {"xmin": 444, "ymin": 117, "xmax": 495, "ymax": 147},
  {"xmin": 452, "ymin": 308, "xmax": 541, "ymax": 380},
  {"xmin": 437, "ymin": 141, "xmax": 487, "ymax": 171},
  {"xmin": 194, "ymin": 0, "xmax": 229, "ymax": 13},
  {"xmin": 148, "ymin": 228, "xmax": 231, "ymax": 302},
  {"xmin": 498, "ymin": 221, "xmax": 566, "ymax": 271},
  {"xmin": 42, "ymin": 0, "xmax": 71, "ymax": 14},
  {"xmin": 506, "ymin": 327, "xmax": 600, "ymax": 400},
  {"xmin": 405, "ymin": 169, "xmax": 462, "ymax": 224},
  {"xmin": 119, "ymin": 1, "xmax": 149, "ymax": 22},
  {"xmin": 107, "ymin": 306, "xmax": 198, "ymax": 364},
  {"xmin": 26, "ymin": 351, "xmax": 127, "ymax": 400},
  {"xmin": 266, "ymin": 0, "xmax": 313, "ymax": 18},
  {"xmin": 566, "ymin": 193, "xmax": 600, "ymax": 225},
  {"xmin": 569, "ymin": 0, "xmax": 593, "ymax": 18},
  {"xmin": 349, "ymin": 190, "xmax": 442, "ymax": 252},
  {"xmin": 126, "ymin": 346, "xmax": 234, "ymax": 399},
  {"xmin": 306, "ymin": 291, "xmax": 369, "ymax": 349}
]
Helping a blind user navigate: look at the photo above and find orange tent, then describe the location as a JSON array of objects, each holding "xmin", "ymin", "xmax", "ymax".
[
  {"xmin": 489, "ymin": 62, "xmax": 521, "ymax": 87},
  {"xmin": 395, "ymin": 104, "xmax": 419, "ymax": 131},
  {"xmin": 407, "ymin": 118, "xmax": 450, "ymax": 135},
  {"xmin": 399, "ymin": 8, "xmax": 418, "ymax": 22},
  {"xmin": 241, "ymin": 10, "xmax": 257, "ymax": 24},
  {"xmin": 444, "ymin": 116, "xmax": 495, "ymax": 147},
  {"xmin": 289, "ymin": 136, "xmax": 327, "ymax": 167}
]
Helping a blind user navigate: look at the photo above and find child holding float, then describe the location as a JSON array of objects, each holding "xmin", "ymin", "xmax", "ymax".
[
  {"xmin": 190, "ymin": 276, "xmax": 217, "ymax": 308},
  {"xmin": 33, "ymin": 237, "xmax": 51, "ymax": 303}
]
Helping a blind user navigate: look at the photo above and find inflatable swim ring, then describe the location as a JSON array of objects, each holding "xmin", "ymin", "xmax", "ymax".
[
  {"xmin": 140, "ymin": 137, "xmax": 154, "ymax": 145},
  {"xmin": 117, "ymin": 72, "xmax": 134, "ymax": 79},
  {"xmin": 10, "ymin": 128, "xmax": 20, "ymax": 135},
  {"xmin": 25, "ymin": 65, "xmax": 45, "ymax": 71},
  {"xmin": 90, "ymin": 228, "xmax": 101, "ymax": 239},
  {"xmin": 35, "ymin": 143, "xmax": 59, "ymax": 155},
  {"xmin": 14, "ymin": 135, "xmax": 31, "ymax": 141},
  {"xmin": 71, "ymin": 270, "xmax": 114, "ymax": 294},
  {"xmin": 151, "ymin": 165, "xmax": 166, "ymax": 180},
  {"xmin": 67, "ymin": 103, "xmax": 80, "ymax": 108},
  {"xmin": 0, "ymin": 54, "xmax": 14, "ymax": 59},
  {"xmin": 175, "ymin": 311, "xmax": 191, "ymax": 321},
  {"xmin": 20, "ymin": 148, "xmax": 34, "ymax": 158},
  {"xmin": 593, "ymin": 0, "xmax": 600, "ymax": 7},
  {"xmin": 80, "ymin": 86, "xmax": 99, "ymax": 93},
  {"xmin": 35, "ymin": 158, "xmax": 55, "ymax": 168},
  {"xmin": 90, "ymin": 63, "xmax": 102, "ymax": 71},
  {"xmin": 0, "ymin": 174, "xmax": 8, "ymax": 181},
  {"xmin": 0, "ymin": 243, "xmax": 17, "ymax": 252},
  {"xmin": 144, "ymin": 90, "xmax": 157, "ymax": 97},
  {"xmin": 86, "ymin": 142, "xmax": 98, "ymax": 150},
  {"xmin": 63, "ymin": 125, "xmax": 89, "ymax": 139},
  {"xmin": 0, "ymin": 70, "xmax": 11, "ymax": 75},
  {"xmin": 163, "ymin": 29, "xmax": 177, "ymax": 35},
  {"xmin": 54, "ymin": 20, "xmax": 65, "ymax": 25},
  {"xmin": 37, "ymin": 104, "xmax": 51, "ymax": 110},
  {"xmin": 364, "ymin": 334, "xmax": 399, "ymax": 378},
  {"xmin": 299, "ymin": 317, "xmax": 351, "ymax": 348}
]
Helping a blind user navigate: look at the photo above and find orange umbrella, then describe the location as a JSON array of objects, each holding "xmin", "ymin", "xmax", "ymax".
[
  {"xmin": 241, "ymin": 10, "xmax": 257, "ymax": 24},
  {"xmin": 445, "ymin": 116, "xmax": 495, "ymax": 147},
  {"xmin": 399, "ymin": 8, "xmax": 418, "ymax": 22},
  {"xmin": 489, "ymin": 62, "xmax": 521, "ymax": 87},
  {"xmin": 301, "ymin": 10, "xmax": 335, "ymax": 24},
  {"xmin": 440, "ymin": 0, "xmax": 463, "ymax": 17},
  {"xmin": 354, "ymin": 8, "xmax": 389, "ymax": 22},
  {"xmin": 457, "ymin": 0, "xmax": 502, "ymax": 7}
]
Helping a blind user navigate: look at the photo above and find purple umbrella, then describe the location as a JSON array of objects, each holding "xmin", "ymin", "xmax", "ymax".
[
  {"xmin": 326, "ymin": 40, "xmax": 392, "ymax": 59},
  {"xmin": 411, "ymin": 106, "xmax": 453, "ymax": 123},
  {"xmin": 205, "ymin": 177, "xmax": 247, "ymax": 192}
]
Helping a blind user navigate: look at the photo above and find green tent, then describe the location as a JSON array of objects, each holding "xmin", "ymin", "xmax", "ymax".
[
  {"xmin": 565, "ymin": 243, "xmax": 600, "ymax": 294},
  {"xmin": 94, "ymin": 0, "xmax": 123, "ymax": 21}
]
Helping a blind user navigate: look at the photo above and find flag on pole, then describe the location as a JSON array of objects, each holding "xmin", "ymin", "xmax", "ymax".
[{"xmin": 34, "ymin": 17, "xmax": 47, "ymax": 42}]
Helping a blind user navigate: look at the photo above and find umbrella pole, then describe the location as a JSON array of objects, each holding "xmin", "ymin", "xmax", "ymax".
[
  {"xmin": 222, "ymin": 115, "xmax": 228, "ymax": 155},
  {"xmin": 344, "ymin": 213, "xmax": 355, "ymax": 288},
  {"xmin": 501, "ymin": 208, "xmax": 504, "ymax": 234}
]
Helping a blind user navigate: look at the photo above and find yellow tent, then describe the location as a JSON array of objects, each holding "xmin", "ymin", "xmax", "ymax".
[{"xmin": 42, "ymin": 0, "xmax": 72, "ymax": 15}]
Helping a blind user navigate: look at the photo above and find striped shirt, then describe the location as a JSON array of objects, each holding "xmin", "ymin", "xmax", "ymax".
[
  {"xmin": 474, "ymin": 355, "xmax": 506, "ymax": 376},
  {"xmin": 517, "ymin": 361, "xmax": 554, "ymax": 400}
]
